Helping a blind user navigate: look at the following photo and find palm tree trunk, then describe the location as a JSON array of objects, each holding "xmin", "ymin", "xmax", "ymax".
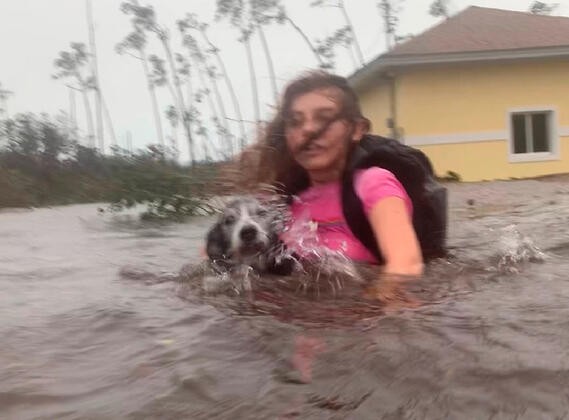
[
  {"xmin": 101, "ymin": 93, "xmax": 117, "ymax": 148},
  {"xmin": 159, "ymin": 34, "xmax": 195, "ymax": 164},
  {"xmin": 346, "ymin": 43, "xmax": 359, "ymax": 70},
  {"xmin": 68, "ymin": 86, "xmax": 77, "ymax": 139},
  {"xmin": 140, "ymin": 49, "xmax": 165, "ymax": 148},
  {"xmin": 86, "ymin": 0, "xmax": 104, "ymax": 152},
  {"xmin": 81, "ymin": 88, "xmax": 95, "ymax": 148},
  {"xmin": 194, "ymin": 60, "xmax": 227, "ymax": 159},
  {"xmin": 208, "ymin": 75, "xmax": 233, "ymax": 156},
  {"xmin": 200, "ymin": 30, "xmax": 247, "ymax": 150},
  {"xmin": 257, "ymin": 25, "xmax": 278, "ymax": 103},
  {"xmin": 196, "ymin": 43, "xmax": 232, "ymax": 156},
  {"xmin": 243, "ymin": 33, "xmax": 260, "ymax": 126},
  {"xmin": 76, "ymin": 72, "xmax": 95, "ymax": 148},
  {"xmin": 284, "ymin": 16, "xmax": 325, "ymax": 67},
  {"xmin": 338, "ymin": 0, "xmax": 365, "ymax": 65}
]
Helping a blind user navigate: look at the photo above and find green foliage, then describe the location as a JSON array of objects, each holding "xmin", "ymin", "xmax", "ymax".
[
  {"xmin": 529, "ymin": 1, "xmax": 558, "ymax": 15},
  {"xmin": 107, "ymin": 153, "xmax": 218, "ymax": 220},
  {"xmin": 429, "ymin": 0, "xmax": 449, "ymax": 18},
  {"xmin": 0, "ymin": 113, "xmax": 221, "ymax": 219},
  {"xmin": 52, "ymin": 43, "xmax": 93, "ymax": 89},
  {"xmin": 438, "ymin": 170, "xmax": 462, "ymax": 182},
  {"xmin": 314, "ymin": 26, "xmax": 352, "ymax": 70}
]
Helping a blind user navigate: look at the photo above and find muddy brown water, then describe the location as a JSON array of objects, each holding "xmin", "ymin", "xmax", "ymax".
[{"xmin": 2, "ymin": 178, "xmax": 569, "ymax": 419}]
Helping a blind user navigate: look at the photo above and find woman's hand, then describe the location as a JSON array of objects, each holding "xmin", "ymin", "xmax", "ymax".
[
  {"xmin": 365, "ymin": 273, "xmax": 421, "ymax": 310},
  {"xmin": 368, "ymin": 196, "xmax": 424, "ymax": 276}
]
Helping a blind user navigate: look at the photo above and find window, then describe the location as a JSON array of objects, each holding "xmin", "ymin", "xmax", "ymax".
[{"xmin": 508, "ymin": 109, "xmax": 559, "ymax": 162}]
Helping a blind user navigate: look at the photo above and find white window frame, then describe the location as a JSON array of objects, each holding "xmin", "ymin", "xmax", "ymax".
[{"xmin": 507, "ymin": 107, "xmax": 560, "ymax": 163}]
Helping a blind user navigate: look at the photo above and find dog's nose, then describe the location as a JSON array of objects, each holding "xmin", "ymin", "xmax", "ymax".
[{"xmin": 240, "ymin": 225, "xmax": 258, "ymax": 242}]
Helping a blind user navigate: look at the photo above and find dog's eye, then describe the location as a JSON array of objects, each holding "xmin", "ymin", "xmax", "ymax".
[
  {"xmin": 223, "ymin": 215, "xmax": 236, "ymax": 225},
  {"xmin": 256, "ymin": 208, "xmax": 268, "ymax": 217}
]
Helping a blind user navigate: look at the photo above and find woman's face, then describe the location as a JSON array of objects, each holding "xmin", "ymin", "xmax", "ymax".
[{"xmin": 285, "ymin": 88, "xmax": 362, "ymax": 183}]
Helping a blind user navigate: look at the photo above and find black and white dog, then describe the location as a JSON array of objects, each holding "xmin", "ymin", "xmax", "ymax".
[{"xmin": 205, "ymin": 196, "xmax": 296, "ymax": 276}]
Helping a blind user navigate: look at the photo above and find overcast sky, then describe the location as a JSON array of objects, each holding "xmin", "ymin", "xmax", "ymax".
[{"xmin": 1, "ymin": 0, "xmax": 567, "ymax": 161}]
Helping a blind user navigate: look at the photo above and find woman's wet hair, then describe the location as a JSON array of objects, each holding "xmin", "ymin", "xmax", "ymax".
[{"xmin": 247, "ymin": 71, "xmax": 369, "ymax": 196}]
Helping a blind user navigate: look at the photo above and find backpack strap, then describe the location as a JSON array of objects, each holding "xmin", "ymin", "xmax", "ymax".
[
  {"xmin": 342, "ymin": 135, "xmax": 448, "ymax": 262},
  {"xmin": 341, "ymin": 139, "xmax": 384, "ymax": 263}
]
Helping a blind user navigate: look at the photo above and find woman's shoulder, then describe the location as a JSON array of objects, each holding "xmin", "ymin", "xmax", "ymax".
[
  {"xmin": 353, "ymin": 166, "xmax": 412, "ymax": 214},
  {"xmin": 354, "ymin": 167, "xmax": 399, "ymax": 187}
]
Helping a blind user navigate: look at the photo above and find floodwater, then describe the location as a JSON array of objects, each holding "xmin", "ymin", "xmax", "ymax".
[{"xmin": 2, "ymin": 177, "xmax": 569, "ymax": 419}]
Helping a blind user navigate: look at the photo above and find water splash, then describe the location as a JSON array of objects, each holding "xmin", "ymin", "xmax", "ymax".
[
  {"xmin": 280, "ymin": 204, "xmax": 365, "ymax": 296},
  {"xmin": 493, "ymin": 224, "xmax": 547, "ymax": 273}
]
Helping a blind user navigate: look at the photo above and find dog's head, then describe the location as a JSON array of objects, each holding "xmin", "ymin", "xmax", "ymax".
[{"xmin": 206, "ymin": 196, "xmax": 284, "ymax": 270}]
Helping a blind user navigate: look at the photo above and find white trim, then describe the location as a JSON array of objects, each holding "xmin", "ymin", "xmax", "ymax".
[
  {"xmin": 506, "ymin": 106, "xmax": 560, "ymax": 163},
  {"xmin": 381, "ymin": 46, "xmax": 569, "ymax": 67},
  {"xmin": 508, "ymin": 152, "xmax": 560, "ymax": 163},
  {"xmin": 349, "ymin": 46, "xmax": 569, "ymax": 90},
  {"xmin": 404, "ymin": 130, "xmax": 506, "ymax": 146},
  {"xmin": 399, "ymin": 125, "xmax": 569, "ymax": 146}
]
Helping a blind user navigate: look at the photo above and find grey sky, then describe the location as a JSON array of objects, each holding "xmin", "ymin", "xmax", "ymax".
[{"xmin": 1, "ymin": 0, "xmax": 566, "ymax": 161}]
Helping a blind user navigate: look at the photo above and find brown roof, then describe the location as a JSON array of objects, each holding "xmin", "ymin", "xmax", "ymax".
[{"xmin": 386, "ymin": 6, "xmax": 569, "ymax": 56}]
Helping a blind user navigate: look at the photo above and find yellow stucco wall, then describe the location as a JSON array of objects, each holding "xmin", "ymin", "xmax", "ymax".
[
  {"xmin": 355, "ymin": 58, "xmax": 569, "ymax": 181},
  {"xmin": 418, "ymin": 139, "xmax": 569, "ymax": 181},
  {"xmin": 358, "ymin": 78, "xmax": 392, "ymax": 137}
]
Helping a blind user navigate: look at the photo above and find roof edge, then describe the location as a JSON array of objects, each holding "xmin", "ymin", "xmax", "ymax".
[{"xmin": 349, "ymin": 45, "xmax": 569, "ymax": 90}]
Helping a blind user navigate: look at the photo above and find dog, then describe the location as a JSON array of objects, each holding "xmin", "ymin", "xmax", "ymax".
[{"xmin": 205, "ymin": 196, "xmax": 296, "ymax": 276}]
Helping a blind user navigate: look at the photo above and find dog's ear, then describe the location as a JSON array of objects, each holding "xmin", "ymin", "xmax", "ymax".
[{"xmin": 206, "ymin": 223, "xmax": 229, "ymax": 261}]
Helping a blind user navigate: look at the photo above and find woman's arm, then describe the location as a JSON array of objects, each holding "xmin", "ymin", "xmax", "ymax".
[{"xmin": 368, "ymin": 196, "xmax": 424, "ymax": 276}]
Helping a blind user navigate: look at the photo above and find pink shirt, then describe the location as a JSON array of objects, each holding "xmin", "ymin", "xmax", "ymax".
[{"xmin": 282, "ymin": 167, "xmax": 413, "ymax": 264}]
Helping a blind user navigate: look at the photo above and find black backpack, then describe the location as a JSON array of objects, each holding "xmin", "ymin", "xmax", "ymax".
[{"xmin": 341, "ymin": 134, "xmax": 448, "ymax": 263}]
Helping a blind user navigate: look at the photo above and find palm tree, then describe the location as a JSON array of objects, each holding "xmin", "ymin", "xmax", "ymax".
[
  {"xmin": 268, "ymin": 2, "xmax": 328, "ymax": 67},
  {"xmin": 120, "ymin": 0, "xmax": 195, "ymax": 163},
  {"xmin": 377, "ymin": 0, "xmax": 405, "ymax": 50},
  {"xmin": 53, "ymin": 42, "xmax": 96, "ymax": 148},
  {"xmin": 529, "ymin": 1, "xmax": 559, "ymax": 15},
  {"xmin": 314, "ymin": 26, "xmax": 353, "ymax": 71},
  {"xmin": 310, "ymin": 0, "xmax": 365, "ymax": 66},
  {"xmin": 86, "ymin": 0, "xmax": 104, "ymax": 152},
  {"xmin": 116, "ymin": 29, "xmax": 166, "ymax": 148},
  {"xmin": 429, "ymin": 0, "xmax": 450, "ymax": 18},
  {"xmin": 178, "ymin": 14, "xmax": 247, "ymax": 150},
  {"xmin": 215, "ymin": 1, "xmax": 261, "ymax": 125},
  {"xmin": 178, "ymin": 20, "xmax": 234, "ymax": 155},
  {"xmin": 165, "ymin": 105, "xmax": 179, "ymax": 158},
  {"xmin": 180, "ymin": 34, "xmax": 231, "ymax": 155}
]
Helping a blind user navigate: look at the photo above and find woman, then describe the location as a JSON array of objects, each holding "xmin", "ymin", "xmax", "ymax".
[{"xmin": 253, "ymin": 71, "xmax": 424, "ymax": 281}]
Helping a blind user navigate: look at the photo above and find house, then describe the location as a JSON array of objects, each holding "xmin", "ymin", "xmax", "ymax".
[{"xmin": 349, "ymin": 6, "xmax": 569, "ymax": 181}]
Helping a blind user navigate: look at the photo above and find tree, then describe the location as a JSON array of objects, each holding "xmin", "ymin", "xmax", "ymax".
[
  {"xmin": 0, "ymin": 82, "xmax": 14, "ymax": 146},
  {"xmin": 377, "ymin": 0, "xmax": 405, "ymax": 50},
  {"xmin": 529, "ymin": 1, "xmax": 559, "ymax": 15},
  {"xmin": 165, "ymin": 105, "xmax": 179, "ymax": 157},
  {"xmin": 266, "ymin": 2, "xmax": 328, "ymax": 68},
  {"xmin": 178, "ymin": 13, "xmax": 247, "ymax": 150},
  {"xmin": 180, "ymin": 34, "xmax": 232, "ymax": 157},
  {"xmin": 248, "ymin": 0, "xmax": 286, "ymax": 101},
  {"xmin": 120, "ymin": 0, "xmax": 196, "ymax": 163},
  {"xmin": 178, "ymin": 20, "xmax": 234, "ymax": 155},
  {"xmin": 216, "ymin": 0, "xmax": 329, "ymax": 115},
  {"xmin": 53, "ymin": 42, "xmax": 96, "ymax": 148},
  {"xmin": 314, "ymin": 26, "xmax": 353, "ymax": 71},
  {"xmin": 215, "ymin": 0, "xmax": 261, "ymax": 124},
  {"xmin": 310, "ymin": 0, "xmax": 365, "ymax": 67},
  {"xmin": 429, "ymin": 0, "xmax": 450, "ymax": 19},
  {"xmin": 5, "ymin": 113, "xmax": 73, "ymax": 163},
  {"xmin": 86, "ymin": 0, "xmax": 104, "ymax": 153},
  {"xmin": 116, "ymin": 22, "xmax": 166, "ymax": 148}
]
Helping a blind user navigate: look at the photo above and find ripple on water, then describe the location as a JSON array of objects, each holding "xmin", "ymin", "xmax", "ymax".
[{"xmin": 2, "ymin": 178, "xmax": 569, "ymax": 419}]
